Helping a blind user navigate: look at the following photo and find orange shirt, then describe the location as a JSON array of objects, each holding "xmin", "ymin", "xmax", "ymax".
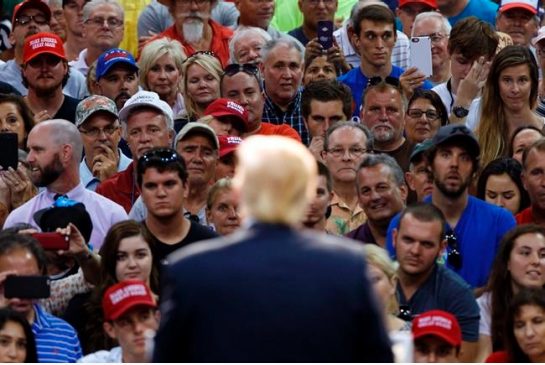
[
  {"xmin": 157, "ymin": 20, "xmax": 233, "ymax": 67},
  {"xmin": 254, "ymin": 122, "xmax": 302, "ymax": 142}
]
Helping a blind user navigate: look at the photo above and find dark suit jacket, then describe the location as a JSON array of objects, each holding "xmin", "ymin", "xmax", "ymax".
[{"xmin": 153, "ymin": 222, "xmax": 393, "ymax": 362}]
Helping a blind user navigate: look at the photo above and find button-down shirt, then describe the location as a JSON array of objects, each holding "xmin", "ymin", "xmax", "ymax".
[
  {"xmin": 69, "ymin": 48, "xmax": 90, "ymax": 77},
  {"xmin": 79, "ymin": 149, "xmax": 132, "ymax": 191},
  {"xmin": 0, "ymin": 59, "xmax": 88, "ymax": 98},
  {"xmin": 4, "ymin": 183, "xmax": 128, "ymax": 249},
  {"xmin": 262, "ymin": 87, "xmax": 308, "ymax": 145},
  {"xmin": 325, "ymin": 192, "xmax": 366, "ymax": 236}
]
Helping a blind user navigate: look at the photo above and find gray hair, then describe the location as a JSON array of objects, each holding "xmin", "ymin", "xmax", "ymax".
[
  {"xmin": 358, "ymin": 153, "xmax": 405, "ymax": 186},
  {"xmin": 412, "ymin": 11, "xmax": 451, "ymax": 37},
  {"xmin": 229, "ymin": 26, "xmax": 272, "ymax": 64},
  {"xmin": 82, "ymin": 0, "xmax": 124, "ymax": 22},
  {"xmin": 260, "ymin": 36, "xmax": 305, "ymax": 64},
  {"xmin": 323, "ymin": 121, "xmax": 374, "ymax": 153},
  {"xmin": 42, "ymin": 119, "xmax": 84, "ymax": 163}
]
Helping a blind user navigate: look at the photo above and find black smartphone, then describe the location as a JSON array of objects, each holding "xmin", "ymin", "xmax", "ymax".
[
  {"xmin": 4, "ymin": 275, "xmax": 51, "ymax": 299},
  {"xmin": 0, "ymin": 133, "xmax": 18, "ymax": 171},
  {"xmin": 32, "ymin": 232, "xmax": 69, "ymax": 251},
  {"xmin": 317, "ymin": 20, "xmax": 334, "ymax": 50}
]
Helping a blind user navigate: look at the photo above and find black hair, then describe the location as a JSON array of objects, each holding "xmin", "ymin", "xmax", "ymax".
[
  {"xmin": 301, "ymin": 79, "xmax": 353, "ymax": 120},
  {"xmin": 136, "ymin": 147, "xmax": 188, "ymax": 187},
  {"xmin": 0, "ymin": 308, "xmax": 38, "ymax": 362},
  {"xmin": 0, "ymin": 232, "xmax": 47, "ymax": 275}
]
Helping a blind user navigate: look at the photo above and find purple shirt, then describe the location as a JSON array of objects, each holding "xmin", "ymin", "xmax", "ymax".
[{"xmin": 4, "ymin": 183, "xmax": 128, "ymax": 249}]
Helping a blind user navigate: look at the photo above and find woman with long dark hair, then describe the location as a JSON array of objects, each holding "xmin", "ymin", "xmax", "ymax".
[{"xmin": 0, "ymin": 308, "xmax": 37, "ymax": 363}]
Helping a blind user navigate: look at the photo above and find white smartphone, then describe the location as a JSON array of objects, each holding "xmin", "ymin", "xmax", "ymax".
[{"xmin": 409, "ymin": 36, "xmax": 433, "ymax": 78}]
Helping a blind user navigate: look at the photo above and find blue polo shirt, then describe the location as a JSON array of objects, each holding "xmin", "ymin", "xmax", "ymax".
[
  {"xmin": 386, "ymin": 195, "xmax": 516, "ymax": 288},
  {"xmin": 338, "ymin": 65, "xmax": 433, "ymax": 118},
  {"xmin": 32, "ymin": 304, "xmax": 82, "ymax": 363},
  {"xmin": 397, "ymin": 264, "xmax": 480, "ymax": 342},
  {"xmin": 448, "ymin": 0, "xmax": 499, "ymax": 27}
]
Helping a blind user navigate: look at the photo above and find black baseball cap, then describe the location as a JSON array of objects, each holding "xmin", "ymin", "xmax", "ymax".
[{"xmin": 431, "ymin": 124, "xmax": 480, "ymax": 158}]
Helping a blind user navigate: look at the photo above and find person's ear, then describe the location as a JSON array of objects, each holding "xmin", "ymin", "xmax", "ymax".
[
  {"xmin": 405, "ymin": 171, "xmax": 416, "ymax": 191},
  {"xmin": 399, "ymin": 183, "xmax": 408, "ymax": 203},
  {"xmin": 103, "ymin": 321, "xmax": 117, "ymax": 340}
]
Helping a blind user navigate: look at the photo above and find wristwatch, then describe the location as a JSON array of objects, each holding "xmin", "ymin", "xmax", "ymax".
[{"xmin": 452, "ymin": 105, "xmax": 469, "ymax": 118}]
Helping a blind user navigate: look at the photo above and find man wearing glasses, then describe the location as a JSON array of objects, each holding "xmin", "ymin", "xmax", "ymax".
[
  {"xmin": 69, "ymin": 0, "xmax": 125, "ymax": 76},
  {"xmin": 0, "ymin": 0, "xmax": 87, "ymax": 98},
  {"xmin": 386, "ymin": 124, "xmax": 516, "ymax": 290},
  {"xmin": 287, "ymin": 0, "xmax": 337, "ymax": 46},
  {"xmin": 155, "ymin": 0, "xmax": 233, "ymax": 67},
  {"xmin": 391, "ymin": 204, "xmax": 478, "ymax": 361},
  {"xmin": 75, "ymin": 95, "xmax": 131, "ymax": 191},
  {"xmin": 21, "ymin": 32, "xmax": 80, "ymax": 124}
]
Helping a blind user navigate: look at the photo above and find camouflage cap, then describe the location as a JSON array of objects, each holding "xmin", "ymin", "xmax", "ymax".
[{"xmin": 75, "ymin": 95, "xmax": 119, "ymax": 128}]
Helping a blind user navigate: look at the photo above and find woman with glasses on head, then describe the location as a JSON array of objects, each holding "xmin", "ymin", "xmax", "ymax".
[
  {"xmin": 404, "ymin": 89, "xmax": 448, "ymax": 144},
  {"xmin": 476, "ymin": 225, "xmax": 545, "ymax": 362},
  {"xmin": 139, "ymin": 38, "xmax": 187, "ymax": 117},
  {"xmin": 0, "ymin": 308, "xmax": 38, "ymax": 363},
  {"xmin": 176, "ymin": 52, "xmax": 223, "ymax": 132},
  {"xmin": 477, "ymin": 45, "xmax": 543, "ymax": 169},
  {"xmin": 476, "ymin": 157, "xmax": 530, "ymax": 216}
]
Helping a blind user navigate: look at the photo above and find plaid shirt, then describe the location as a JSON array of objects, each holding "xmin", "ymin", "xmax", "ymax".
[{"xmin": 262, "ymin": 88, "xmax": 308, "ymax": 145}]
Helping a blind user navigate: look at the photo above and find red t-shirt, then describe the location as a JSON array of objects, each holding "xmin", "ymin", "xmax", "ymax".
[
  {"xmin": 157, "ymin": 20, "xmax": 233, "ymax": 67},
  {"xmin": 485, "ymin": 351, "xmax": 510, "ymax": 363},
  {"xmin": 516, "ymin": 207, "xmax": 534, "ymax": 225},
  {"xmin": 96, "ymin": 161, "xmax": 139, "ymax": 213}
]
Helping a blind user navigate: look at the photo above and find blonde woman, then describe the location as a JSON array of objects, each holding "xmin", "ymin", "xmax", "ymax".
[
  {"xmin": 139, "ymin": 38, "xmax": 187, "ymax": 117},
  {"xmin": 477, "ymin": 45, "xmax": 543, "ymax": 168},
  {"xmin": 177, "ymin": 52, "xmax": 223, "ymax": 132}
]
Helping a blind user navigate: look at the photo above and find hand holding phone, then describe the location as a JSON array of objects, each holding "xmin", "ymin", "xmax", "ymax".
[{"xmin": 410, "ymin": 36, "xmax": 433, "ymax": 78}]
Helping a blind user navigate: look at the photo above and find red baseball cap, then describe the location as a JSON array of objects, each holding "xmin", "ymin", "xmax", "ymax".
[
  {"xmin": 412, "ymin": 310, "xmax": 462, "ymax": 347},
  {"xmin": 23, "ymin": 32, "xmax": 66, "ymax": 64},
  {"xmin": 499, "ymin": 0, "xmax": 538, "ymax": 14},
  {"xmin": 398, "ymin": 0, "xmax": 438, "ymax": 9},
  {"xmin": 102, "ymin": 280, "xmax": 156, "ymax": 321},
  {"xmin": 12, "ymin": 0, "xmax": 51, "ymax": 26},
  {"xmin": 204, "ymin": 98, "xmax": 248, "ymax": 133},
  {"xmin": 219, "ymin": 135, "xmax": 243, "ymax": 158}
]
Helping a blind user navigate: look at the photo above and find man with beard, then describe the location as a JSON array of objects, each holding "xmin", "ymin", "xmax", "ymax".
[
  {"xmin": 361, "ymin": 80, "xmax": 413, "ymax": 172},
  {"xmin": 75, "ymin": 95, "xmax": 131, "ymax": 191},
  {"xmin": 21, "ymin": 32, "xmax": 80, "ymax": 124},
  {"xmin": 96, "ymin": 90, "xmax": 174, "ymax": 213},
  {"xmin": 155, "ymin": 0, "xmax": 234, "ymax": 67},
  {"xmin": 0, "ymin": 0, "xmax": 88, "ymax": 98},
  {"xmin": 385, "ymin": 124, "xmax": 516, "ymax": 289},
  {"xmin": 69, "ymin": 0, "xmax": 125, "ymax": 76},
  {"xmin": 347, "ymin": 153, "xmax": 407, "ymax": 247},
  {"xmin": 392, "ymin": 203, "xmax": 479, "ymax": 362},
  {"xmin": 3, "ymin": 119, "xmax": 127, "ymax": 250},
  {"xmin": 94, "ymin": 48, "xmax": 139, "ymax": 110}
]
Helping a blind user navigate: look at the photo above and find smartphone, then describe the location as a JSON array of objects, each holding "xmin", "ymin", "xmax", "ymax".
[
  {"xmin": 32, "ymin": 232, "xmax": 69, "ymax": 251},
  {"xmin": 0, "ymin": 133, "xmax": 18, "ymax": 171},
  {"xmin": 4, "ymin": 275, "xmax": 50, "ymax": 299},
  {"xmin": 317, "ymin": 20, "xmax": 334, "ymax": 50},
  {"xmin": 410, "ymin": 36, "xmax": 433, "ymax": 78}
]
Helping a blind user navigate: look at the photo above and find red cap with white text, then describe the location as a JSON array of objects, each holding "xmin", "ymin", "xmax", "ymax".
[
  {"xmin": 23, "ymin": 32, "xmax": 66, "ymax": 64},
  {"xmin": 412, "ymin": 310, "xmax": 462, "ymax": 347},
  {"xmin": 102, "ymin": 280, "xmax": 156, "ymax": 321}
]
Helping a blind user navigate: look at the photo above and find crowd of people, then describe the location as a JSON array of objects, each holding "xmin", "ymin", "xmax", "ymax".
[{"xmin": 0, "ymin": 0, "xmax": 545, "ymax": 362}]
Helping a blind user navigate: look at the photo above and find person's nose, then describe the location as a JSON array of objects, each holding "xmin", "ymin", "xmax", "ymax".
[
  {"xmin": 6, "ymin": 342, "xmax": 17, "ymax": 360},
  {"xmin": 127, "ymin": 254, "xmax": 137, "ymax": 268},
  {"xmin": 426, "ymin": 351, "xmax": 438, "ymax": 363},
  {"xmin": 493, "ymin": 196, "xmax": 504, "ymax": 208}
]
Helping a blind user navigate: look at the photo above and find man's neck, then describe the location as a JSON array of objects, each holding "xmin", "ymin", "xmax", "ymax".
[
  {"xmin": 332, "ymin": 181, "xmax": 359, "ymax": 210},
  {"xmin": 438, "ymin": 0, "xmax": 468, "ymax": 17},
  {"xmin": 431, "ymin": 186, "xmax": 468, "ymax": 228},
  {"xmin": 303, "ymin": 218, "xmax": 327, "ymax": 232},
  {"xmin": 374, "ymin": 136, "xmax": 405, "ymax": 153},
  {"xmin": 14, "ymin": 46, "xmax": 24, "ymax": 65},
  {"xmin": 25, "ymin": 88, "xmax": 65, "ymax": 116},
  {"xmin": 530, "ymin": 204, "xmax": 545, "ymax": 225},
  {"xmin": 84, "ymin": 47, "xmax": 105, "ymax": 68},
  {"xmin": 48, "ymin": 169, "xmax": 80, "ymax": 195},
  {"xmin": 431, "ymin": 63, "xmax": 451, "ymax": 84},
  {"xmin": 360, "ymin": 61, "xmax": 392, "ymax": 79},
  {"xmin": 301, "ymin": 21, "xmax": 318, "ymax": 42},
  {"xmin": 185, "ymin": 182, "xmax": 210, "ymax": 213},
  {"xmin": 244, "ymin": 119, "xmax": 262, "ymax": 136},
  {"xmin": 266, "ymin": 89, "xmax": 296, "ymax": 111},
  {"xmin": 504, "ymin": 108, "xmax": 540, "ymax": 137},
  {"xmin": 122, "ymin": 350, "xmax": 147, "ymax": 363},
  {"xmin": 367, "ymin": 219, "xmax": 391, "ymax": 248},
  {"xmin": 64, "ymin": 34, "xmax": 86, "ymax": 61},
  {"xmin": 397, "ymin": 264, "xmax": 435, "ymax": 301},
  {"xmin": 145, "ymin": 212, "xmax": 190, "ymax": 244}
]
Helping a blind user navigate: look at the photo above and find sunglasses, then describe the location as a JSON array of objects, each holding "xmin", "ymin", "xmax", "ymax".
[
  {"xmin": 15, "ymin": 14, "xmax": 48, "ymax": 26},
  {"xmin": 183, "ymin": 50, "xmax": 218, "ymax": 65},
  {"xmin": 224, "ymin": 63, "xmax": 259, "ymax": 77},
  {"xmin": 367, "ymin": 76, "xmax": 400, "ymax": 88},
  {"xmin": 445, "ymin": 229, "xmax": 462, "ymax": 270},
  {"xmin": 138, "ymin": 148, "xmax": 181, "ymax": 170},
  {"xmin": 27, "ymin": 55, "xmax": 63, "ymax": 68}
]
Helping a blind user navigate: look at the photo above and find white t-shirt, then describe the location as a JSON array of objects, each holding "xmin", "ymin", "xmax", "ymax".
[
  {"xmin": 477, "ymin": 292, "xmax": 491, "ymax": 336},
  {"xmin": 78, "ymin": 346, "xmax": 122, "ymax": 363},
  {"xmin": 433, "ymin": 82, "xmax": 482, "ymax": 131}
]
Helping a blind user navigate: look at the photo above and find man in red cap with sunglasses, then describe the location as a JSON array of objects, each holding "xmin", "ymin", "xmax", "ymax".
[{"xmin": 21, "ymin": 32, "xmax": 80, "ymax": 123}]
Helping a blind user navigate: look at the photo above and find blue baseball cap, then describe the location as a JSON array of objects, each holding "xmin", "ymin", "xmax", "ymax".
[{"xmin": 96, "ymin": 48, "xmax": 138, "ymax": 80}]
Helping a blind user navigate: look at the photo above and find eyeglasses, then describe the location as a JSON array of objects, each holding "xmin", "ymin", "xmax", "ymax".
[
  {"xmin": 407, "ymin": 109, "xmax": 440, "ymax": 120},
  {"xmin": 422, "ymin": 32, "xmax": 447, "ymax": 44},
  {"xmin": 15, "ymin": 14, "xmax": 48, "ymax": 26},
  {"xmin": 139, "ymin": 148, "xmax": 180, "ymax": 166},
  {"xmin": 306, "ymin": 0, "xmax": 336, "ymax": 5},
  {"xmin": 445, "ymin": 229, "xmax": 462, "ymax": 270},
  {"xmin": 367, "ymin": 76, "xmax": 401, "ymax": 88},
  {"xmin": 27, "ymin": 55, "xmax": 62, "ymax": 68},
  {"xmin": 79, "ymin": 125, "xmax": 119, "ymax": 138},
  {"xmin": 84, "ymin": 16, "xmax": 123, "ymax": 28},
  {"xmin": 224, "ymin": 63, "xmax": 259, "ymax": 77},
  {"xmin": 326, "ymin": 146, "xmax": 367, "ymax": 158}
]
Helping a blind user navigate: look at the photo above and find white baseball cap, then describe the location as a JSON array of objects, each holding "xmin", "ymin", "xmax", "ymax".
[
  {"xmin": 118, "ymin": 90, "xmax": 174, "ymax": 130},
  {"xmin": 532, "ymin": 26, "xmax": 545, "ymax": 47}
]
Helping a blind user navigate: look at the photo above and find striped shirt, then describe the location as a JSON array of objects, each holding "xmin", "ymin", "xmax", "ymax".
[
  {"xmin": 32, "ymin": 304, "xmax": 82, "ymax": 363},
  {"xmin": 262, "ymin": 88, "xmax": 309, "ymax": 145}
]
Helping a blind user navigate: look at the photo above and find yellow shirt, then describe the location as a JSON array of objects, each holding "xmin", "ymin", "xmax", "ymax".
[
  {"xmin": 118, "ymin": 0, "xmax": 151, "ymax": 56},
  {"xmin": 325, "ymin": 192, "xmax": 367, "ymax": 236}
]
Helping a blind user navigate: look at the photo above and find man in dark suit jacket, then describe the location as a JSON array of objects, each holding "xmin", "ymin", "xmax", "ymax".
[{"xmin": 153, "ymin": 135, "xmax": 394, "ymax": 363}]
